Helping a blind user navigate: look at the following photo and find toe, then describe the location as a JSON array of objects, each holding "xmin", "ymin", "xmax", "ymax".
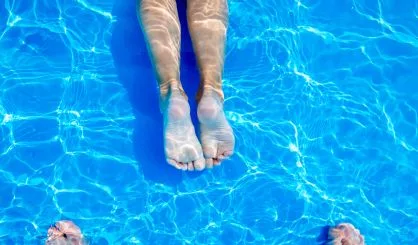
[
  {"xmin": 202, "ymin": 144, "xmax": 217, "ymax": 159},
  {"xmin": 217, "ymin": 155, "xmax": 226, "ymax": 160},
  {"xmin": 179, "ymin": 162, "xmax": 188, "ymax": 170},
  {"xmin": 193, "ymin": 158, "xmax": 206, "ymax": 171},
  {"xmin": 213, "ymin": 158, "xmax": 221, "ymax": 166},
  {"xmin": 215, "ymin": 150, "xmax": 233, "ymax": 164},
  {"xmin": 187, "ymin": 162, "xmax": 194, "ymax": 171},
  {"xmin": 168, "ymin": 159, "xmax": 187, "ymax": 171},
  {"xmin": 221, "ymin": 150, "xmax": 233, "ymax": 158},
  {"xmin": 205, "ymin": 158, "xmax": 214, "ymax": 168}
]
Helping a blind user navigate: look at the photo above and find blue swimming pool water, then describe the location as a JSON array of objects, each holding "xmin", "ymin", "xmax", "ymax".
[{"xmin": 1, "ymin": 0, "xmax": 417, "ymax": 244}]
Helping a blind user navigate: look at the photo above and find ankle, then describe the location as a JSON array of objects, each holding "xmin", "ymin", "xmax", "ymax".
[
  {"xmin": 160, "ymin": 79, "xmax": 186, "ymax": 97},
  {"xmin": 197, "ymin": 86, "xmax": 225, "ymax": 122},
  {"xmin": 159, "ymin": 79, "xmax": 187, "ymax": 112},
  {"xmin": 196, "ymin": 82, "xmax": 224, "ymax": 104}
]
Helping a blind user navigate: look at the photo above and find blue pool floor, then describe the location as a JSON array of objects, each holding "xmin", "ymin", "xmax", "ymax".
[{"xmin": 0, "ymin": 0, "xmax": 418, "ymax": 244}]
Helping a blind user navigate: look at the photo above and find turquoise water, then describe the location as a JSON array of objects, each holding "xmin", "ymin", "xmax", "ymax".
[{"xmin": 1, "ymin": 0, "xmax": 418, "ymax": 244}]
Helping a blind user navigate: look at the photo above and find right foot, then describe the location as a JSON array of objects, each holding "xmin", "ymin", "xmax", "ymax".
[
  {"xmin": 197, "ymin": 88, "xmax": 235, "ymax": 168},
  {"xmin": 162, "ymin": 84, "xmax": 205, "ymax": 171}
]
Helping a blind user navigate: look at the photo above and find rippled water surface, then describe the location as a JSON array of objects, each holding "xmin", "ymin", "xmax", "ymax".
[{"xmin": 1, "ymin": 0, "xmax": 417, "ymax": 244}]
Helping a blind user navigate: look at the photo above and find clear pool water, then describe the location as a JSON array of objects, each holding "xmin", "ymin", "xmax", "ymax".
[{"xmin": 1, "ymin": 0, "xmax": 417, "ymax": 244}]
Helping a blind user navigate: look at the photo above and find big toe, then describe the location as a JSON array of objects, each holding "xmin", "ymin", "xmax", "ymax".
[
  {"xmin": 202, "ymin": 144, "xmax": 217, "ymax": 168},
  {"xmin": 202, "ymin": 143, "xmax": 217, "ymax": 159},
  {"xmin": 193, "ymin": 158, "xmax": 205, "ymax": 171},
  {"xmin": 183, "ymin": 147, "xmax": 205, "ymax": 171}
]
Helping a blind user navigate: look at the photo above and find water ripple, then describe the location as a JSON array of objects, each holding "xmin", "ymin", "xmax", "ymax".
[{"xmin": 0, "ymin": 0, "xmax": 417, "ymax": 244}]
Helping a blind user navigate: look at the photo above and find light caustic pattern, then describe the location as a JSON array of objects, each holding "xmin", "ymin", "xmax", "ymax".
[{"xmin": 0, "ymin": 0, "xmax": 417, "ymax": 244}]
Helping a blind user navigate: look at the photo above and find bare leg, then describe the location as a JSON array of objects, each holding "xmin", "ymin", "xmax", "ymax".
[
  {"xmin": 187, "ymin": 0, "xmax": 235, "ymax": 168},
  {"xmin": 138, "ymin": 0, "xmax": 205, "ymax": 171}
]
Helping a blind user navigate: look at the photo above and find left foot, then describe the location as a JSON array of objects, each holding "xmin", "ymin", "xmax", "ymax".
[{"xmin": 197, "ymin": 88, "xmax": 235, "ymax": 168}]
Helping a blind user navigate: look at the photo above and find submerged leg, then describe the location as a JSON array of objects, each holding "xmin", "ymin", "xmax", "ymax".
[
  {"xmin": 187, "ymin": 0, "xmax": 235, "ymax": 168},
  {"xmin": 138, "ymin": 0, "xmax": 205, "ymax": 171}
]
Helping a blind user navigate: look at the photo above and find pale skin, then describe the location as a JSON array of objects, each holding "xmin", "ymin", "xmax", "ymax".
[
  {"xmin": 328, "ymin": 223, "xmax": 365, "ymax": 245},
  {"xmin": 46, "ymin": 220, "xmax": 86, "ymax": 245},
  {"xmin": 137, "ymin": 0, "xmax": 235, "ymax": 171}
]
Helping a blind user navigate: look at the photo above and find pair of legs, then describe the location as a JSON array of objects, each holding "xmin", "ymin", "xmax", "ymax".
[{"xmin": 137, "ymin": 0, "xmax": 235, "ymax": 170}]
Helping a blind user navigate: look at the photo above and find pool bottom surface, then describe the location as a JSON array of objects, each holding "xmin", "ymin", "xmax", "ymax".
[{"xmin": 0, "ymin": 0, "xmax": 417, "ymax": 244}]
